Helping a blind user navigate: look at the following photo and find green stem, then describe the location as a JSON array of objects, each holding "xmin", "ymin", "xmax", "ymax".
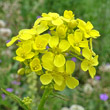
[
  {"xmin": 69, "ymin": 52, "xmax": 83, "ymax": 61},
  {"xmin": 38, "ymin": 87, "xmax": 51, "ymax": 110}
]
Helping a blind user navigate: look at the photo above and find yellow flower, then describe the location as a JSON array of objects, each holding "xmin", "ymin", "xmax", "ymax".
[
  {"xmin": 18, "ymin": 29, "xmax": 37, "ymax": 40},
  {"xmin": 40, "ymin": 71, "xmax": 64, "ymax": 86},
  {"xmin": 68, "ymin": 20, "xmax": 78, "ymax": 29},
  {"xmin": 30, "ymin": 58, "xmax": 42, "ymax": 72},
  {"xmin": 81, "ymin": 48, "xmax": 99, "ymax": 78},
  {"xmin": 64, "ymin": 10, "xmax": 74, "ymax": 19},
  {"xmin": 56, "ymin": 24, "xmax": 67, "ymax": 38},
  {"xmin": 14, "ymin": 44, "xmax": 35, "ymax": 62},
  {"xmin": 60, "ymin": 10, "xmax": 75, "ymax": 23},
  {"xmin": 6, "ymin": 36, "xmax": 19, "ymax": 47},
  {"xmin": 42, "ymin": 52, "xmax": 54, "ymax": 71},
  {"xmin": 33, "ymin": 34, "xmax": 50, "ymax": 50},
  {"xmin": 77, "ymin": 19, "xmax": 100, "ymax": 38},
  {"xmin": 41, "ymin": 52, "xmax": 65, "ymax": 85},
  {"xmin": 33, "ymin": 21, "xmax": 49, "ymax": 34},
  {"xmin": 49, "ymin": 36, "xmax": 70, "ymax": 67},
  {"xmin": 6, "ymin": 10, "xmax": 100, "ymax": 91},
  {"xmin": 40, "ymin": 60, "xmax": 79, "ymax": 91},
  {"xmin": 41, "ymin": 12, "xmax": 63, "ymax": 26},
  {"xmin": 68, "ymin": 30, "xmax": 88, "ymax": 52},
  {"xmin": 6, "ymin": 29, "xmax": 37, "ymax": 47},
  {"xmin": 54, "ymin": 60, "xmax": 79, "ymax": 91}
]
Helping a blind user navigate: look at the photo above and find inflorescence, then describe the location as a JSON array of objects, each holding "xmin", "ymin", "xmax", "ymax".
[{"xmin": 7, "ymin": 10, "xmax": 100, "ymax": 91}]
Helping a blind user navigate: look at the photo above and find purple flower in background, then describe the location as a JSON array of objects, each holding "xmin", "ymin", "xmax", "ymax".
[
  {"xmin": 46, "ymin": 46, "xmax": 49, "ymax": 49},
  {"xmin": 100, "ymin": 93, "xmax": 109, "ymax": 101},
  {"xmin": 37, "ymin": 16, "xmax": 41, "ymax": 19},
  {"xmin": 18, "ymin": 40, "xmax": 21, "ymax": 42},
  {"xmin": 6, "ymin": 40, "xmax": 10, "ymax": 43},
  {"xmin": 95, "ymin": 76, "xmax": 101, "ymax": 80},
  {"xmin": 11, "ymin": 81, "xmax": 21, "ymax": 85},
  {"xmin": 1, "ymin": 94, "xmax": 6, "ymax": 100},
  {"xmin": 71, "ymin": 57, "xmax": 77, "ymax": 62},
  {"xmin": 6, "ymin": 88, "xmax": 13, "ymax": 92},
  {"xmin": 48, "ymin": 30, "xmax": 50, "ymax": 34}
]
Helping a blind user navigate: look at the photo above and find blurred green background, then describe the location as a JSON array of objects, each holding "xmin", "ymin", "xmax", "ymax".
[{"xmin": 0, "ymin": 0, "xmax": 110, "ymax": 110}]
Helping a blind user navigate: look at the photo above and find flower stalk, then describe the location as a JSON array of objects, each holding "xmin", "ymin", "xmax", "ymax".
[{"xmin": 38, "ymin": 87, "xmax": 52, "ymax": 110}]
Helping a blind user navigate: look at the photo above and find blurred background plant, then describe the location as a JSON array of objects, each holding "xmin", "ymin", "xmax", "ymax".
[{"xmin": 0, "ymin": 0, "xmax": 110, "ymax": 110}]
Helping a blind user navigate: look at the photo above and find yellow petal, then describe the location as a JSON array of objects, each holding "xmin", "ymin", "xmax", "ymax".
[
  {"xmin": 30, "ymin": 58, "xmax": 42, "ymax": 72},
  {"xmin": 54, "ymin": 54, "xmax": 65, "ymax": 67},
  {"xmin": 64, "ymin": 10, "xmax": 74, "ymax": 19},
  {"xmin": 23, "ymin": 44, "xmax": 32, "ymax": 54},
  {"xmin": 77, "ymin": 19, "xmax": 86, "ymax": 31},
  {"xmin": 34, "ymin": 36, "xmax": 48, "ymax": 50},
  {"xmin": 36, "ymin": 22, "xmax": 48, "ymax": 34},
  {"xmin": 14, "ymin": 56, "xmax": 25, "ymax": 62},
  {"xmin": 86, "ymin": 21, "xmax": 93, "ymax": 30},
  {"xmin": 6, "ymin": 36, "xmax": 18, "ymax": 47},
  {"xmin": 40, "ymin": 34, "xmax": 51, "ymax": 41},
  {"xmin": 19, "ymin": 29, "xmax": 37, "ymax": 35},
  {"xmin": 56, "ymin": 65, "xmax": 65, "ymax": 73},
  {"xmin": 66, "ymin": 60, "xmax": 75, "ymax": 74},
  {"xmin": 59, "ymin": 40, "xmax": 70, "ymax": 52},
  {"xmin": 54, "ymin": 82, "xmax": 66, "ymax": 91},
  {"xmin": 79, "ymin": 40, "xmax": 88, "ymax": 47},
  {"xmin": 66, "ymin": 76, "xmax": 79, "ymax": 89},
  {"xmin": 19, "ymin": 33, "xmax": 33, "ymax": 40},
  {"xmin": 84, "ymin": 32, "xmax": 90, "ymax": 38},
  {"xmin": 41, "ymin": 17, "xmax": 52, "ymax": 21},
  {"xmin": 81, "ymin": 59, "xmax": 89, "ymax": 71},
  {"xmin": 34, "ymin": 18, "xmax": 42, "ymax": 26},
  {"xmin": 16, "ymin": 47, "xmax": 23, "ymax": 56},
  {"xmin": 42, "ymin": 52, "xmax": 54, "ymax": 71},
  {"xmin": 25, "ymin": 52, "xmax": 35, "ymax": 59},
  {"xmin": 82, "ymin": 48, "xmax": 91, "ymax": 60},
  {"xmin": 90, "ymin": 30, "xmax": 100, "ymax": 38},
  {"xmin": 52, "ymin": 18, "xmax": 63, "ymax": 26},
  {"xmin": 68, "ymin": 34, "xmax": 74, "ymax": 46},
  {"xmin": 89, "ymin": 66, "xmax": 96, "ymax": 78},
  {"xmin": 40, "ymin": 73, "xmax": 53, "ymax": 85},
  {"xmin": 53, "ymin": 74, "xmax": 64, "ymax": 86},
  {"xmin": 49, "ymin": 36, "xmax": 59, "ymax": 48},
  {"xmin": 74, "ymin": 47, "xmax": 80, "ymax": 53},
  {"xmin": 91, "ymin": 55, "xmax": 99, "ymax": 66},
  {"xmin": 74, "ymin": 30, "xmax": 83, "ymax": 42}
]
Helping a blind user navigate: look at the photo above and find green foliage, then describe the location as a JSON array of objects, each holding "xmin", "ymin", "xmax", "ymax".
[
  {"xmin": 1, "ymin": 88, "xmax": 29, "ymax": 110},
  {"xmin": 0, "ymin": 0, "xmax": 110, "ymax": 110}
]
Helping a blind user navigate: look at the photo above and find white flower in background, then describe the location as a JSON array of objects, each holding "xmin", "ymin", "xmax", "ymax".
[
  {"xmin": 83, "ymin": 83, "xmax": 93, "ymax": 94},
  {"xmin": 70, "ymin": 105, "xmax": 84, "ymax": 110},
  {"xmin": 0, "ymin": 28, "xmax": 12, "ymax": 37},
  {"xmin": 61, "ymin": 107, "xmax": 69, "ymax": 110},
  {"xmin": 99, "ymin": 63, "xmax": 110, "ymax": 72},
  {"xmin": 92, "ymin": 80, "xmax": 99, "ymax": 86},
  {"xmin": 0, "ymin": 20, "xmax": 6, "ymax": 28},
  {"xmin": 1, "ymin": 48, "xmax": 12, "ymax": 57}
]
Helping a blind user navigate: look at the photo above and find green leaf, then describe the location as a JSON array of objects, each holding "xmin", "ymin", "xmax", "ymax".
[{"xmin": 1, "ymin": 88, "xmax": 29, "ymax": 110}]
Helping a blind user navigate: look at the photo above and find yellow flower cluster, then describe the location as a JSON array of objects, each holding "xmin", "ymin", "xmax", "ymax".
[{"xmin": 7, "ymin": 10, "xmax": 100, "ymax": 91}]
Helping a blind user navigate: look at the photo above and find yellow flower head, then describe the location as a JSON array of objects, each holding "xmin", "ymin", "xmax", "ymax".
[{"xmin": 7, "ymin": 10, "xmax": 100, "ymax": 91}]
